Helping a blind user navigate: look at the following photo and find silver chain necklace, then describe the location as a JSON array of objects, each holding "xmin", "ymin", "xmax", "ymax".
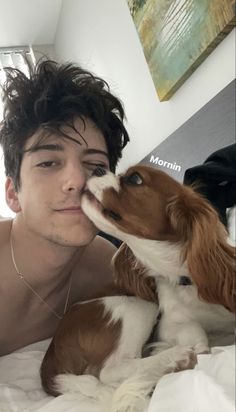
[{"xmin": 10, "ymin": 229, "xmax": 74, "ymax": 320}]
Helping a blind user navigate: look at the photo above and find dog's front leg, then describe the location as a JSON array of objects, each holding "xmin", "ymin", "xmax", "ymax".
[
  {"xmin": 100, "ymin": 344, "xmax": 196, "ymax": 384},
  {"xmin": 156, "ymin": 280, "xmax": 210, "ymax": 354},
  {"xmin": 157, "ymin": 315, "xmax": 210, "ymax": 354},
  {"xmin": 100, "ymin": 345, "xmax": 197, "ymax": 412}
]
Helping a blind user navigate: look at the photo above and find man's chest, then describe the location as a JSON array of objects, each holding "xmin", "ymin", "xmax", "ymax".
[
  {"xmin": 0, "ymin": 291, "xmax": 60, "ymax": 356},
  {"xmin": 0, "ymin": 268, "xmax": 66, "ymax": 356}
]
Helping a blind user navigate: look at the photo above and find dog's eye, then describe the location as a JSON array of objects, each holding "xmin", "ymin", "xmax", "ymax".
[{"xmin": 124, "ymin": 172, "xmax": 143, "ymax": 186}]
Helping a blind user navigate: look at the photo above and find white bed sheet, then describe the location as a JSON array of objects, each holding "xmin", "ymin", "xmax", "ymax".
[{"xmin": 0, "ymin": 340, "xmax": 235, "ymax": 412}]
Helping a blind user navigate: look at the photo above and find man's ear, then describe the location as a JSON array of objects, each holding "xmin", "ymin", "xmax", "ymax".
[{"xmin": 5, "ymin": 177, "xmax": 21, "ymax": 213}]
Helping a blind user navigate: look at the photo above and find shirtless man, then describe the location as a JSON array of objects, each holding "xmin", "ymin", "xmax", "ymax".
[{"xmin": 0, "ymin": 60, "xmax": 129, "ymax": 356}]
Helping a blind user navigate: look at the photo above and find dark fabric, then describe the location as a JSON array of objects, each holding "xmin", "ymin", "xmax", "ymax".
[
  {"xmin": 98, "ymin": 232, "xmax": 122, "ymax": 248},
  {"xmin": 184, "ymin": 143, "xmax": 236, "ymax": 228}
]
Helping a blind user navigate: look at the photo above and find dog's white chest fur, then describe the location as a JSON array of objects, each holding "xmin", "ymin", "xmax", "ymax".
[
  {"xmin": 127, "ymin": 236, "xmax": 234, "ymax": 351},
  {"xmin": 156, "ymin": 277, "xmax": 235, "ymax": 349}
]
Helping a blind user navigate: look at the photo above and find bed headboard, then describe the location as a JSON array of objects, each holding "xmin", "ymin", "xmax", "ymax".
[{"xmin": 140, "ymin": 79, "xmax": 235, "ymax": 183}]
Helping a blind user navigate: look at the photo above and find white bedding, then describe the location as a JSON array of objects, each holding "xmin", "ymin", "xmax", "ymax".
[{"xmin": 0, "ymin": 340, "xmax": 235, "ymax": 412}]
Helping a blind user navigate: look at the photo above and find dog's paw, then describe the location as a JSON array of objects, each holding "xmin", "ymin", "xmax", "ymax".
[
  {"xmin": 142, "ymin": 340, "xmax": 171, "ymax": 357},
  {"xmin": 164, "ymin": 345, "xmax": 197, "ymax": 374},
  {"xmin": 193, "ymin": 343, "xmax": 210, "ymax": 354}
]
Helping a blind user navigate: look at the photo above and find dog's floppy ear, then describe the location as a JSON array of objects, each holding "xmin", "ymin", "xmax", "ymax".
[
  {"xmin": 167, "ymin": 186, "xmax": 236, "ymax": 312},
  {"xmin": 112, "ymin": 243, "xmax": 158, "ymax": 303}
]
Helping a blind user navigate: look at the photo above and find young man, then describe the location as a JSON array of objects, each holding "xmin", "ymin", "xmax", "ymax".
[{"xmin": 0, "ymin": 60, "xmax": 129, "ymax": 356}]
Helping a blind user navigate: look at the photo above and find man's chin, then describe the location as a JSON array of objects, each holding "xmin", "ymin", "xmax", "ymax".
[{"xmin": 49, "ymin": 225, "xmax": 98, "ymax": 248}]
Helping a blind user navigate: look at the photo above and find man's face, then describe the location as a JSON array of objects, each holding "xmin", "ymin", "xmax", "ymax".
[{"xmin": 10, "ymin": 117, "xmax": 110, "ymax": 247}]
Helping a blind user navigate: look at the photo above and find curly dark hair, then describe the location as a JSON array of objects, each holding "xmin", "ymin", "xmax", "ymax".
[{"xmin": 0, "ymin": 59, "xmax": 129, "ymax": 190}]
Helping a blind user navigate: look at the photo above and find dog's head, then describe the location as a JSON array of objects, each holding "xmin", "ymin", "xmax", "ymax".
[
  {"xmin": 81, "ymin": 165, "xmax": 236, "ymax": 312},
  {"xmin": 81, "ymin": 165, "xmax": 184, "ymax": 242}
]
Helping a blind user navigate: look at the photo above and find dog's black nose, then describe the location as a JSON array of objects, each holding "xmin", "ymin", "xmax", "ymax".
[{"xmin": 92, "ymin": 166, "xmax": 107, "ymax": 177}]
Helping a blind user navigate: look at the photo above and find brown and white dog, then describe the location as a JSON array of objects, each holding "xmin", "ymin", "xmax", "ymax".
[{"xmin": 40, "ymin": 165, "xmax": 235, "ymax": 412}]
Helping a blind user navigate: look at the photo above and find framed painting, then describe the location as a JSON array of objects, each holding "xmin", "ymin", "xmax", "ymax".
[{"xmin": 127, "ymin": 0, "xmax": 236, "ymax": 101}]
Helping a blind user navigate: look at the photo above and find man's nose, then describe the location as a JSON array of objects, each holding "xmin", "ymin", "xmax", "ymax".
[{"xmin": 62, "ymin": 164, "xmax": 87, "ymax": 193}]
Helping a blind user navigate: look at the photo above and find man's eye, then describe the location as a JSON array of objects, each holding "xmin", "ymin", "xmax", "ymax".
[
  {"xmin": 83, "ymin": 162, "xmax": 108, "ymax": 171},
  {"xmin": 36, "ymin": 161, "xmax": 59, "ymax": 168}
]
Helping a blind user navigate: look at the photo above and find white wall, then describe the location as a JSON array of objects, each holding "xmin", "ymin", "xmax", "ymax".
[
  {"xmin": 0, "ymin": 0, "xmax": 62, "ymax": 47},
  {"xmin": 54, "ymin": 0, "xmax": 235, "ymax": 172}
]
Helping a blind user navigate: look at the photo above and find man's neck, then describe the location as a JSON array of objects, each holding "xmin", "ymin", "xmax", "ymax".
[{"xmin": 10, "ymin": 218, "xmax": 84, "ymax": 285}]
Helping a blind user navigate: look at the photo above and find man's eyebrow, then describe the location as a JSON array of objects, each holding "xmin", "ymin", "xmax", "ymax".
[
  {"xmin": 24, "ymin": 144, "xmax": 108, "ymax": 158},
  {"xmin": 24, "ymin": 143, "xmax": 64, "ymax": 153},
  {"xmin": 84, "ymin": 148, "xmax": 109, "ymax": 158}
]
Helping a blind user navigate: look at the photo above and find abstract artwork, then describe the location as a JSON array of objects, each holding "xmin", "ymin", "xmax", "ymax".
[{"xmin": 127, "ymin": 0, "xmax": 236, "ymax": 101}]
